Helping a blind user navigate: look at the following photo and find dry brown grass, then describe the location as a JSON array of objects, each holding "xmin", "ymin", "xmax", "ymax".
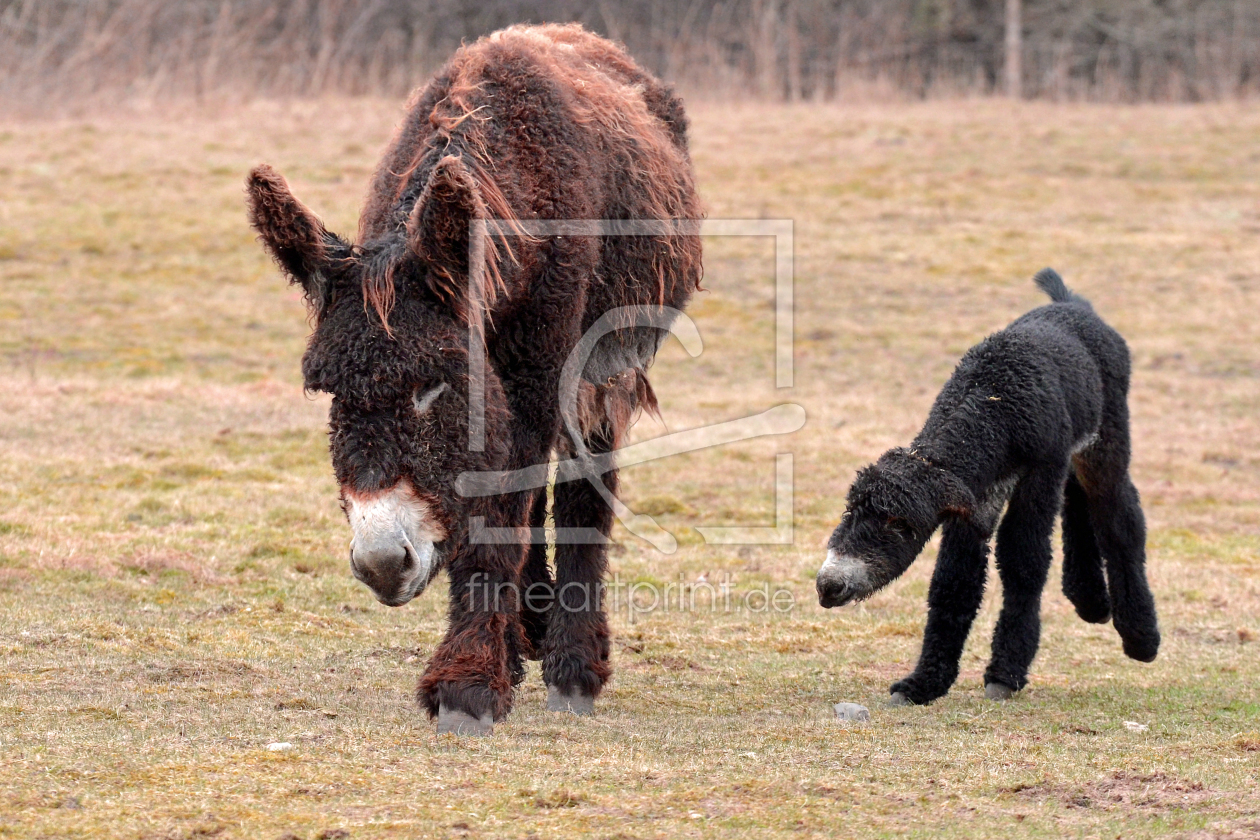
[{"xmin": 0, "ymin": 98, "xmax": 1258, "ymax": 838}]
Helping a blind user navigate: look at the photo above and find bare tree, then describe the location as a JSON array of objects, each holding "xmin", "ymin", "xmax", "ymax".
[
  {"xmin": 751, "ymin": 0, "xmax": 779, "ymax": 100},
  {"xmin": 1, "ymin": 0, "xmax": 1257, "ymax": 111},
  {"xmin": 1005, "ymin": 0, "xmax": 1022, "ymax": 98},
  {"xmin": 786, "ymin": 0, "xmax": 801, "ymax": 102}
]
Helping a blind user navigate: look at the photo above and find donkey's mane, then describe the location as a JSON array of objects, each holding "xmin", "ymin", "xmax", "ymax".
[{"xmin": 356, "ymin": 23, "xmax": 700, "ymax": 327}]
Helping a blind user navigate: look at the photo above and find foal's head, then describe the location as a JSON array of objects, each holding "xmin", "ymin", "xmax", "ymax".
[{"xmin": 817, "ymin": 449, "xmax": 975, "ymax": 608}]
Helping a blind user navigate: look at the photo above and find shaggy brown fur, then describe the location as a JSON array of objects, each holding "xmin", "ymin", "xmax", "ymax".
[
  {"xmin": 246, "ymin": 24, "xmax": 703, "ymax": 728},
  {"xmin": 356, "ymin": 24, "xmax": 700, "ymax": 328}
]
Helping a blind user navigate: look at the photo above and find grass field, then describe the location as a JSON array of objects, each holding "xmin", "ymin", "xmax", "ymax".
[{"xmin": 1, "ymin": 98, "xmax": 1258, "ymax": 839}]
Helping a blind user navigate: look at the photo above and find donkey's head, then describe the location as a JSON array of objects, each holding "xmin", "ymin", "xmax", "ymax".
[
  {"xmin": 817, "ymin": 449, "xmax": 975, "ymax": 608},
  {"xmin": 246, "ymin": 161, "xmax": 512, "ymax": 606}
]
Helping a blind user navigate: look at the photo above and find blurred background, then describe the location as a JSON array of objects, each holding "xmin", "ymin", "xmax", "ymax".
[
  {"xmin": 2, "ymin": 0, "xmax": 1258, "ymax": 111},
  {"xmin": 2, "ymin": 2, "xmax": 1259, "ymax": 838}
]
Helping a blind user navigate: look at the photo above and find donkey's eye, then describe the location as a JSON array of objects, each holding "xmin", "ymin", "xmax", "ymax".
[{"xmin": 412, "ymin": 382, "xmax": 449, "ymax": 415}]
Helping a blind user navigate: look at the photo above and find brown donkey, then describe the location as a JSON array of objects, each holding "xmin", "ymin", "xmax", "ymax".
[{"xmin": 246, "ymin": 24, "xmax": 703, "ymax": 734}]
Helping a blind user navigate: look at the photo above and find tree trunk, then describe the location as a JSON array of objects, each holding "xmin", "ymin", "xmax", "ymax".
[
  {"xmin": 1005, "ymin": 0, "xmax": 1022, "ymax": 98},
  {"xmin": 786, "ymin": 0, "xmax": 801, "ymax": 102},
  {"xmin": 752, "ymin": 0, "xmax": 778, "ymax": 100}
]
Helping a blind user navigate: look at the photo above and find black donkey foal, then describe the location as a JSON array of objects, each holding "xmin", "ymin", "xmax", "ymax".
[{"xmin": 817, "ymin": 269, "xmax": 1160, "ymax": 705}]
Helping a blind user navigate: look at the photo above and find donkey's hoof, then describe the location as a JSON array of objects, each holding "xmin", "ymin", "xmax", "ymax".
[
  {"xmin": 546, "ymin": 685, "xmax": 595, "ymax": 715},
  {"xmin": 984, "ymin": 682, "xmax": 1015, "ymax": 702},
  {"xmin": 436, "ymin": 704, "xmax": 494, "ymax": 736},
  {"xmin": 887, "ymin": 692, "xmax": 913, "ymax": 707}
]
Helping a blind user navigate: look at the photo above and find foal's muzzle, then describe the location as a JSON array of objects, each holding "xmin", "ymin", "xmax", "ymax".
[{"xmin": 816, "ymin": 549, "xmax": 872, "ymax": 609}]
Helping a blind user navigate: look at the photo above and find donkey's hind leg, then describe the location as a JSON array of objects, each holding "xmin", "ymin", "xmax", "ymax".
[
  {"xmin": 541, "ymin": 422, "xmax": 617, "ymax": 715},
  {"xmin": 1061, "ymin": 473, "xmax": 1111, "ymax": 624},
  {"xmin": 519, "ymin": 486, "xmax": 554, "ymax": 661}
]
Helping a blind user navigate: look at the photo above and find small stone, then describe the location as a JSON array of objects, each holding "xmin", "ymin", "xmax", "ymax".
[
  {"xmin": 1123, "ymin": 721, "xmax": 1149, "ymax": 732},
  {"xmin": 833, "ymin": 702, "xmax": 870, "ymax": 721},
  {"xmin": 266, "ymin": 742, "xmax": 293, "ymax": 751}
]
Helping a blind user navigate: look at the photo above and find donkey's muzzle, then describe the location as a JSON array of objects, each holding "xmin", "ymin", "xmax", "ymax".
[
  {"xmin": 343, "ymin": 483, "xmax": 444, "ymax": 607},
  {"xmin": 350, "ymin": 539, "xmax": 430, "ymax": 606}
]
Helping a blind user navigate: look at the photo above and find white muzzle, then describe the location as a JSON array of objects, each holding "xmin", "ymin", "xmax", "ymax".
[{"xmin": 344, "ymin": 483, "xmax": 446, "ymax": 606}]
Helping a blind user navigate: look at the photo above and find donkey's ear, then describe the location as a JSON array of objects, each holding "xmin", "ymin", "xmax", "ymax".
[
  {"xmin": 405, "ymin": 155, "xmax": 490, "ymax": 318},
  {"xmin": 246, "ymin": 165, "xmax": 349, "ymax": 311}
]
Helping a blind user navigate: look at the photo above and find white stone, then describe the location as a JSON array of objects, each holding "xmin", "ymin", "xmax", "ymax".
[{"xmin": 833, "ymin": 702, "xmax": 871, "ymax": 721}]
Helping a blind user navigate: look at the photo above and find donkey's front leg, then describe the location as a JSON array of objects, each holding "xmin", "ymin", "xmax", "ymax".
[{"xmin": 418, "ymin": 518, "xmax": 528, "ymax": 736}]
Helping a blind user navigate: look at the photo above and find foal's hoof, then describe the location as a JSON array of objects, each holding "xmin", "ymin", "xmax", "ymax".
[
  {"xmin": 1121, "ymin": 635, "xmax": 1160, "ymax": 664},
  {"xmin": 984, "ymin": 682, "xmax": 1015, "ymax": 702},
  {"xmin": 546, "ymin": 685, "xmax": 595, "ymax": 715},
  {"xmin": 436, "ymin": 704, "xmax": 494, "ymax": 736},
  {"xmin": 887, "ymin": 692, "xmax": 913, "ymax": 707}
]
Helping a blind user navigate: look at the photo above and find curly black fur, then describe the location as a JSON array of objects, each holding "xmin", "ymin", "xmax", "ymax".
[{"xmin": 818, "ymin": 269, "xmax": 1160, "ymax": 705}]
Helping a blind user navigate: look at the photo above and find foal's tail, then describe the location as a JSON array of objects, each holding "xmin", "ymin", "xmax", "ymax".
[{"xmin": 1034, "ymin": 268, "xmax": 1092, "ymax": 308}]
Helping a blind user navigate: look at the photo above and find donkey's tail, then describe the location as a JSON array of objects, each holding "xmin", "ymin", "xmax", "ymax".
[{"xmin": 1034, "ymin": 267, "xmax": 1092, "ymax": 308}]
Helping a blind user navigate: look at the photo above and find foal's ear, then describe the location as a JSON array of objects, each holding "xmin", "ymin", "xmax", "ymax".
[
  {"xmin": 405, "ymin": 155, "xmax": 494, "ymax": 319},
  {"xmin": 938, "ymin": 472, "xmax": 977, "ymax": 520},
  {"xmin": 246, "ymin": 165, "xmax": 349, "ymax": 312}
]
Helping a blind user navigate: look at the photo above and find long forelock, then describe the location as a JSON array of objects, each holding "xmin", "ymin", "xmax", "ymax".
[{"xmin": 355, "ymin": 242, "xmax": 401, "ymax": 332}]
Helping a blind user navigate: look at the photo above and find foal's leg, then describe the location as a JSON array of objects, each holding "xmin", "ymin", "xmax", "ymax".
[
  {"xmin": 1061, "ymin": 472, "xmax": 1111, "ymax": 624},
  {"xmin": 1077, "ymin": 367, "xmax": 1159, "ymax": 662},
  {"xmin": 1088, "ymin": 475, "xmax": 1160, "ymax": 662},
  {"xmin": 541, "ymin": 424, "xmax": 616, "ymax": 714},
  {"xmin": 984, "ymin": 464, "xmax": 1066, "ymax": 698},
  {"xmin": 519, "ymin": 486, "xmax": 554, "ymax": 660},
  {"xmin": 890, "ymin": 519, "xmax": 990, "ymax": 705}
]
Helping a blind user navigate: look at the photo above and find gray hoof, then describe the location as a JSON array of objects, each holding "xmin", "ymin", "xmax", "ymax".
[
  {"xmin": 546, "ymin": 685, "xmax": 595, "ymax": 715},
  {"xmin": 887, "ymin": 692, "xmax": 913, "ymax": 707},
  {"xmin": 436, "ymin": 704, "xmax": 494, "ymax": 736},
  {"xmin": 833, "ymin": 702, "xmax": 870, "ymax": 722},
  {"xmin": 985, "ymin": 682, "xmax": 1015, "ymax": 702}
]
